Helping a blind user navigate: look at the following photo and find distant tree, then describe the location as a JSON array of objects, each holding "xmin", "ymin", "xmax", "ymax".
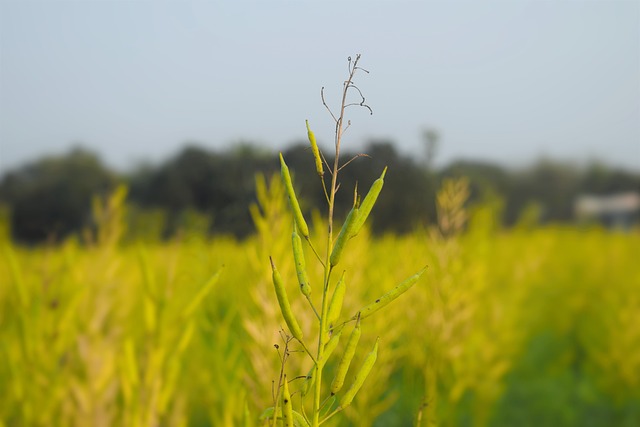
[
  {"xmin": 512, "ymin": 159, "xmax": 581, "ymax": 222},
  {"xmin": 579, "ymin": 161, "xmax": 640, "ymax": 195},
  {"xmin": 3, "ymin": 140, "xmax": 639, "ymax": 244},
  {"xmin": 440, "ymin": 158, "xmax": 586, "ymax": 224},
  {"xmin": 127, "ymin": 143, "xmax": 276, "ymax": 237},
  {"xmin": 422, "ymin": 128, "xmax": 440, "ymax": 172},
  {"xmin": 421, "ymin": 128, "xmax": 441, "ymax": 224},
  {"xmin": 0, "ymin": 148, "xmax": 117, "ymax": 243},
  {"xmin": 440, "ymin": 160, "xmax": 510, "ymax": 197}
]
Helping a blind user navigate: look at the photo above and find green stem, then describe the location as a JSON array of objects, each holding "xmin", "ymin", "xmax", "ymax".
[
  {"xmin": 319, "ymin": 407, "xmax": 342, "ymax": 426},
  {"xmin": 311, "ymin": 266, "xmax": 331, "ymax": 427},
  {"xmin": 312, "ymin": 104, "xmax": 341, "ymax": 427},
  {"xmin": 311, "ymin": 55, "xmax": 362, "ymax": 427},
  {"xmin": 305, "ymin": 294, "xmax": 321, "ymax": 320},
  {"xmin": 305, "ymin": 236, "xmax": 325, "ymax": 267},
  {"xmin": 299, "ymin": 340, "xmax": 317, "ymax": 365}
]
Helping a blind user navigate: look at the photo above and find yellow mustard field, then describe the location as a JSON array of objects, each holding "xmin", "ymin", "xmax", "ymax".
[{"xmin": 1, "ymin": 178, "xmax": 639, "ymax": 427}]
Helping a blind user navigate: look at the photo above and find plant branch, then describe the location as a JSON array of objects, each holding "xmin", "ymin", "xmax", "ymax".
[
  {"xmin": 305, "ymin": 294, "xmax": 321, "ymax": 320},
  {"xmin": 271, "ymin": 334, "xmax": 291, "ymax": 426},
  {"xmin": 305, "ymin": 237, "xmax": 326, "ymax": 268},
  {"xmin": 312, "ymin": 53, "xmax": 366, "ymax": 427},
  {"xmin": 319, "ymin": 407, "xmax": 343, "ymax": 425},
  {"xmin": 339, "ymin": 153, "xmax": 371, "ymax": 172},
  {"xmin": 321, "ymin": 87, "xmax": 338, "ymax": 123}
]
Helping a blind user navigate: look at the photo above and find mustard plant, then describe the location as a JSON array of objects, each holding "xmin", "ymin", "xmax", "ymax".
[{"xmin": 263, "ymin": 54, "xmax": 426, "ymax": 426}]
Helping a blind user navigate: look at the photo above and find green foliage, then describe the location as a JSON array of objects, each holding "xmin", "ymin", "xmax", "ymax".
[{"xmin": 0, "ymin": 184, "xmax": 638, "ymax": 426}]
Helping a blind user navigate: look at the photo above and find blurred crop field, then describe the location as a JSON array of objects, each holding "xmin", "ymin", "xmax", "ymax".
[{"xmin": 1, "ymin": 177, "xmax": 639, "ymax": 427}]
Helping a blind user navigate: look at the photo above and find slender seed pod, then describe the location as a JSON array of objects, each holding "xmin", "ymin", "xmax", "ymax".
[
  {"xmin": 270, "ymin": 257, "xmax": 304, "ymax": 341},
  {"xmin": 280, "ymin": 153, "xmax": 310, "ymax": 238},
  {"xmin": 330, "ymin": 316, "xmax": 362, "ymax": 395},
  {"xmin": 282, "ymin": 375, "xmax": 293, "ymax": 427},
  {"xmin": 319, "ymin": 395, "xmax": 336, "ymax": 419},
  {"xmin": 291, "ymin": 227, "xmax": 311, "ymax": 298},
  {"xmin": 356, "ymin": 267, "xmax": 426, "ymax": 320},
  {"xmin": 306, "ymin": 120, "xmax": 324, "ymax": 177},
  {"xmin": 293, "ymin": 411, "xmax": 310, "ymax": 427},
  {"xmin": 330, "ymin": 207, "xmax": 359, "ymax": 267},
  {"xmin": 300, "ymin": 366, "xmax": 315, "ymax": 397},
  {"xmin": 350, "ymin": 167, "xmax": 387, "ymax": 238},
  {"xmin": 321, "ymin": 327, "xmax": 343, "ymax": 365},
  {"xmin": 338, "ymin": 337, "xmax": 379, "ymax": 409},
  {"xmin": 326, "ymin": 271, "xmax": 346, "ymax": 333}
]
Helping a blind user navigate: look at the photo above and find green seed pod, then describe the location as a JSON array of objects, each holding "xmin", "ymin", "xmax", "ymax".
[
  {"xmin": 338, "ymin": 337, "xmax": 379, "ymax": 409},
  {"xmin": 326, "ymin": 271, "xmax": 346, "ymax": 333},
  {"xmin": 300, "ymin": 366, "xmax": 315, "ymax": 397},
  {"xmin": 291, "ymin": 227, "xmax": 311, "ymax": 298},
  {"xmin": 280, "ymin": 153, "xmax": 310, "ymax": 238},
  {"xmin": 282, "ymin": 375, "xmax": 293, "ymax": 427},
  {"xmin": 357, "ymin": 267, "xmax": 426, "ymax": 320},
  {"xmin": 319, "ymin": 395, "xmax": 336, "ymax": 419},
  {"xmin": 270, "ymin": 257, "xmax": 304, "ymax": 341},
  {"xmin": 306, "ymin": 120, "xmax": 324, "ymax": 177},
  {"xmin": 293, "ymin": 411, "xmax": 310, "ymax": 427},
  {"xmin": 350, "ymin": 167, "xmax": 387, "ymax": 238},
  {"xmin": 330, "ymin": 316, "xmax": 361, "ymax": 395},
  {"xmin": 330, "ymin": 207, "xmax": 359, "ymax": 267},
  {"xmin": 321, "ymin": 327, "xmax": 343, "ymax": 365}
]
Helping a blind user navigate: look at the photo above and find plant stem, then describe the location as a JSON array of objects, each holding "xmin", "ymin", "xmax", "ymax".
[
  {"xmin": 311, "ymin": 54, "xmax": 362, "ymax": 427},
  {"xmin": 305, "ymin": 294, "xmax": 321, "ymax": 320},
  {"xmin": 319, "ymin": 407, "xmax": 342, "ymax": 425}
]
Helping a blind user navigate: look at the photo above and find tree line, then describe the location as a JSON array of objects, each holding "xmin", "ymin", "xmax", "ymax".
[{"xmin": 1, "ymin": 141, "xmax": 638, "ymax": 244}]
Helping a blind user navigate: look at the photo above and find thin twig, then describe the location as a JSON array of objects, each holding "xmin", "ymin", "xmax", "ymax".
[
  {"xmin": 345, "ymin": 102, "xmax": 373, "ymax": 115},
  {"xmin": 344, "ymin": 81, "xmax": 373, "ymax": 114},
  {"xmin": 271, "ymin": 333, "xmax": 292, "ymax": 426},
  {"xmin": 321, "ymin": 178, "xmax": 330, "ymax": 205},
  {"xmin": 330, "ymin": 316, "xmax": 357, "ymax": 334},
  {"xmin": 339, "ymin": 153, "xmax": 371, "ymax": 172},
  {"xmin": 319, "ymin": 407, "xmax": 343, "ymax": 425},
  {"xmin": 319, "ymin": 394, "xmax": 335, "ymax": 414},
  {"xmin": 342, "ymin": 120, "xmax": 352, "ymax": 135},
  {"xmin": 305, "ymin": 236, "xmax": 326, "ymax": 267},
  {"xmin": 298, "ymin": 339, "xmax": 317, "ymax": 365},
  {"xmin": 320, "ymin": 150, "xmax": 333, "ymax": 177},
  {"xmin": 347, "ymin": 82, "xmax": 366, "ymax": 101},
  {"xmin": 321, "ymin": 87, "xmax": 338, "ymax": 123},
  {"xmin": 305, "ymin": 294, "xmax": 321, "ymax": 320}
]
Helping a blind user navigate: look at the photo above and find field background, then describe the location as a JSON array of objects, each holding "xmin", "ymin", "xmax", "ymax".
[
  {"xmin": 1, "ymin": 176, "xmax": 639, "ymax": 427},
  {"xmin": 2, "ymin": 2, "xmax": 638, "ymax": 426}
]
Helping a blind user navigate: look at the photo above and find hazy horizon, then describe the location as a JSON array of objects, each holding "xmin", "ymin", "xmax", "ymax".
[{"xmin": 1, "ymin": 1, "xmax": 639, "ymax": 175}]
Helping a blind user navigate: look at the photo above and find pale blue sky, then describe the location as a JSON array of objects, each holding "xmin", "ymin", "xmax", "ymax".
[{"xmin": 1, "ymin": 1, "xmax": 638, "ymax": 175}]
